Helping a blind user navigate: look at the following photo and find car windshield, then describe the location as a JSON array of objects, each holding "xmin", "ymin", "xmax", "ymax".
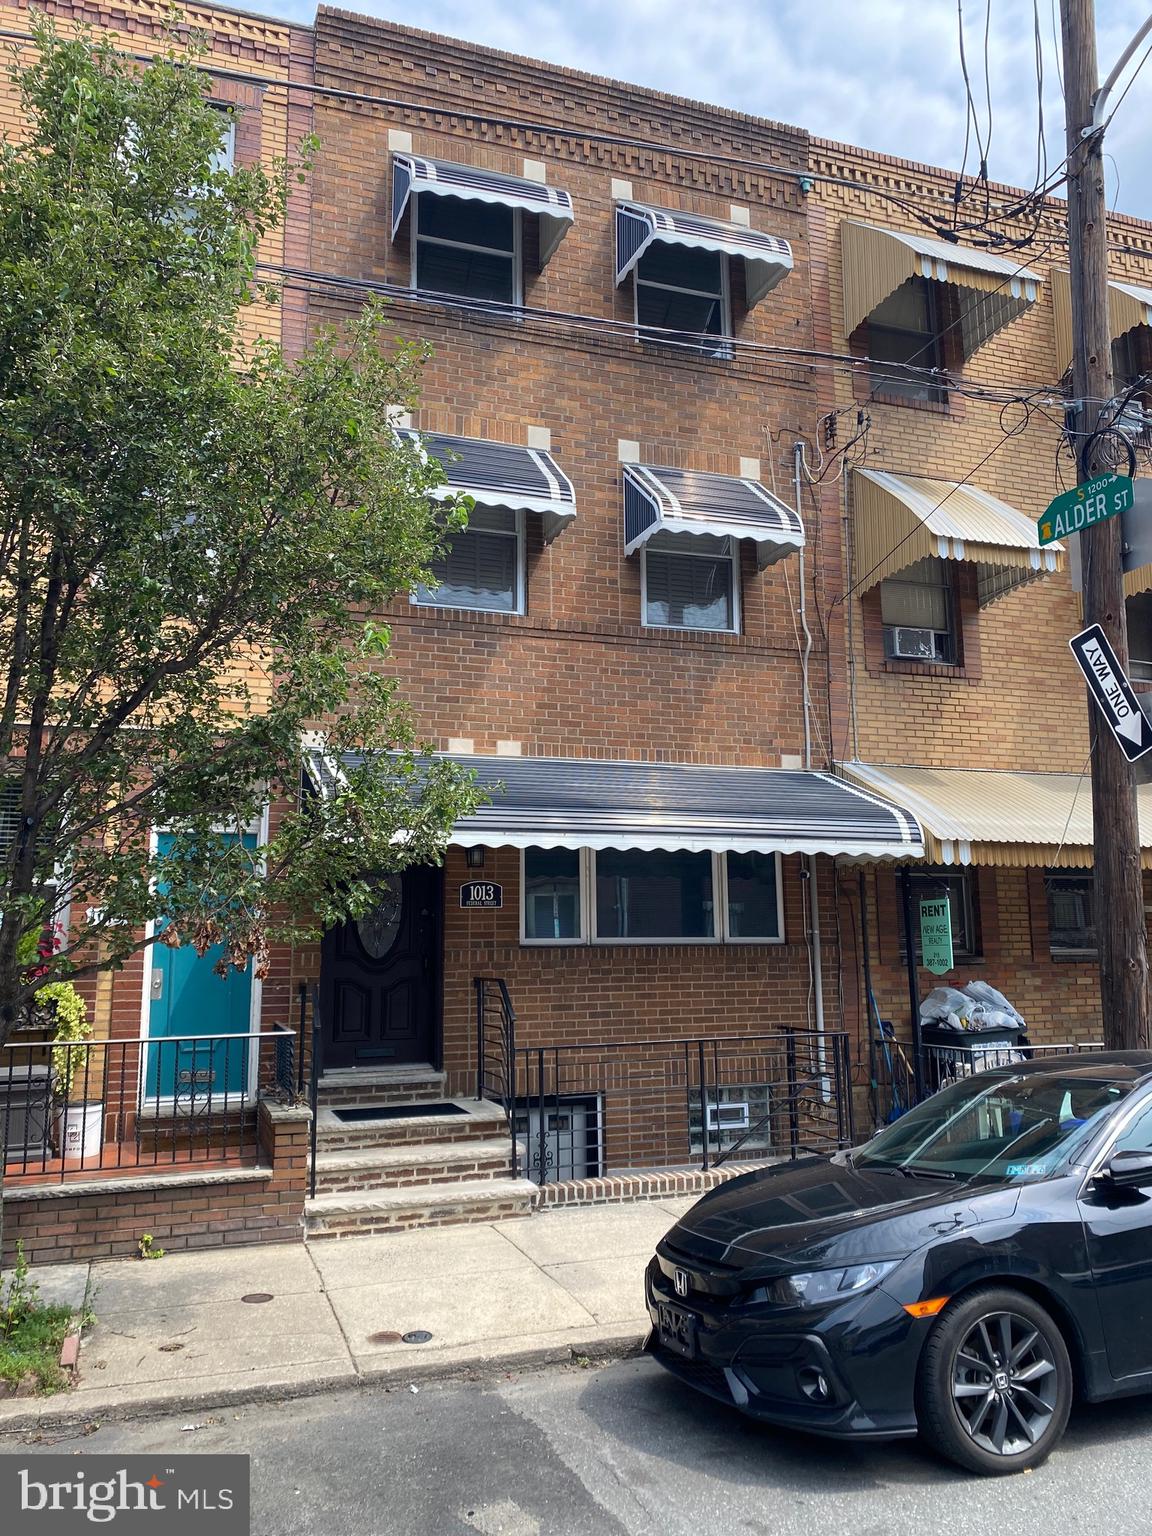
[{"xmin": 854, "ymin": 1069, "xmax": 1132, "ymax": 1183}]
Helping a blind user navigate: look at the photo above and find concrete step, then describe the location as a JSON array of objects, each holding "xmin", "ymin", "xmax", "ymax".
[
  {"xmin": 312, "ymin": 1138, "xmax": 515, "ymax": 1195},
  {"xmin": 316, "ymin": 1066, "xmax": 446, "ymax": 1109},
  {"xmin": 316, "ymin": 1097, "xmax": 510, "ymax": 1152},
  {"xmin": 304, "ymin": 1176, "xmax": 539, "ymax": 1238}
]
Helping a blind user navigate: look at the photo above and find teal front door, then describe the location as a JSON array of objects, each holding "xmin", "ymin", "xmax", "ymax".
[{"xmin": 144, "ymin": 832, "xmax": 256, "ymax": 1103}]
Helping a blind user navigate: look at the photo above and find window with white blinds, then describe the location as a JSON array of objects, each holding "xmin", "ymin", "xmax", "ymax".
[
  {"xmin": 415, "ymin": 506, "xmax": 524, "ymax": 614},
  {"xmin": 0, "ymin": 780, "xmax": 17, "ymax": 859},
  {"xmin": 642, "ymin": 530, "xmax": 737, "ymax": 632}
]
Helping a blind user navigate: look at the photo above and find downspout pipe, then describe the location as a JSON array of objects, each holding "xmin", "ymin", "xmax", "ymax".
[{"xmin": 795, "ymin": 443, "xmax": 827, "ymax": 1084}]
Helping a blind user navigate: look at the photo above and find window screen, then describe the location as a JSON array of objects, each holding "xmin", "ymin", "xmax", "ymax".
[
  {"xmin": 867, "ymin": 277, "xmax": 945, "ymax": 401},
  {"xmin": 644, "ymin": 531, "xmax": 735, "ymax": 631},
  {"xmin": 636, "ymin": 245, "xmax": 727, "ymax": 352},
  {"xmin": 524, "ymin": 848, "xmax": 582, "ymax": 940},
  {"xmin": 595, "ymin": 849, "xmax": 715, "ymax": 939},
  {"xmin": 1047, "ymin": 873, "xmax": 1095, "ymax": 956},
  {"xmin": 725, "ymin": 852, "xmax": 781, "ymax": 939},
  {"xmin": 416, "ymin": 506, "xmax": 520, "ymax": 613},
  {"xmin": 415, "ymin": 195, "xmax": 517, "ymax": 305}
]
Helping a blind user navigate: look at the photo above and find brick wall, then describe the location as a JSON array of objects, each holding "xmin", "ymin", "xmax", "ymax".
[{"xmin": 2, "ymin": 1099, "xmax": 309, "ymax": 1265}]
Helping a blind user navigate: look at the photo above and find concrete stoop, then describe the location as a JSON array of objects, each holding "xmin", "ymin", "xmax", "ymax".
[
  {"xmin": 306, "ymin": 1175, "xmax": 540, "ymax": 1237},
  {"xmin": 306, "ymin": 1067, "xmax": 530, "ymax": 1238}
]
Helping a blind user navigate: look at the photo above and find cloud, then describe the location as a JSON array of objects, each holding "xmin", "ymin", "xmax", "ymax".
[{"xmin": 266, "ymin": 0, "xmax": 1152, "ymax": 221}]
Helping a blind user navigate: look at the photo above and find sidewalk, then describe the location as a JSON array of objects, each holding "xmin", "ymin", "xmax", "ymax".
[{"xmin": 0, "ymin": 1199, "xmax": 692, "ymax": 1431}]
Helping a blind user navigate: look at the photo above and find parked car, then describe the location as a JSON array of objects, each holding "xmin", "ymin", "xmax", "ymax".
[{"xmin": 646, "ymin": 1051, "xmax": 1152, "ymax": 1474}]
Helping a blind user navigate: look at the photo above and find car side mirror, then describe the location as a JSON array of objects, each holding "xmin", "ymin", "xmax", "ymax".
[{"xmin": 1095, "ymin": 1150, "xmax": 1152, "ymax": 1190}]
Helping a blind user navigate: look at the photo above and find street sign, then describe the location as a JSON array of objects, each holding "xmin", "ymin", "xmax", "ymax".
[
  {"xmin": 1038, "ymin": 472, "xmax": 1134, "ymax": 546},
  {"xmin": 1068, "ymin": 623, "xmax": 1152, "ymax": 762},
  {"xmin": 460, "ymin": 880, "xmax": 503, "ymax": 909},
  {"xmin": 918, "ymin": 895, "xmax": 954, "ymax": 976}
]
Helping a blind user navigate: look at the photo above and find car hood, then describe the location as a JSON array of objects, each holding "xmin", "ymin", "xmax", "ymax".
[{"xmin": 664, "ymin": 1155, "xmax": 1020, "ymax": 1273}]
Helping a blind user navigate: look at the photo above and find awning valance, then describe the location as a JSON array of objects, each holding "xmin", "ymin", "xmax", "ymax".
[
  {"xmin": 391, "ymin": 154, "xmax": 575, "ymax": 264},
  {"xmin": 842, "ymin": 221, "xmax": 1042, "ymax": 357},
  {"xmin": 311, "ymin": 752, "xmax": 924, "ymax": 859},
  {"xmin": 838, "ymin": 760, "xmax": 1152, "ymax": 869},
  {"xmin": 615, "ymin": 202, "xmax": 793, "ymax": 305},
  {"xmin": 398, "ymin": 429, "xmax": 576, "ymax": 543},
  {"xmin": 623, "ymin": 464, "xmax": 804, "ymax": 568},
  {"xmin": 853, "ymin": 467, "xmax": 1063, "ymax": 605},
  {"xmin": 1051, "ymin": 266, "xmax": 1152, "ymax": 374}
]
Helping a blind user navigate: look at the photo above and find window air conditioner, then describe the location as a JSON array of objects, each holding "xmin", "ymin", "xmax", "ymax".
[{"xmin": 890, "ymin": 626, "xmax": 938, "ymax": 659}]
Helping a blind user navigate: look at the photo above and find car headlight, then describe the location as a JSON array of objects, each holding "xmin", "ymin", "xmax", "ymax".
[{"xmin": 747, "ymin": 1261, "xmax": 898, "ymax": 1308}]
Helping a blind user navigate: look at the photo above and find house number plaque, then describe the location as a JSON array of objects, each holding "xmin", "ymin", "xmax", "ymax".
[{"xmin": 459, "ymin": 881, "xmax": 503, "ymax": 909}]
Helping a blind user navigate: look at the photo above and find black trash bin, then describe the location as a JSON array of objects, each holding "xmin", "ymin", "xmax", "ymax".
[{"xmin": 920, "ymin": 1023, "xmax": 1027, "ymax": 1093}]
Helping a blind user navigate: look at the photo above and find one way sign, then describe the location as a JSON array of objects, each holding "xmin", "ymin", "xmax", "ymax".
[{"xmin": 1069, "ymin": 623, "xmax": 1152, "ymax": 762}]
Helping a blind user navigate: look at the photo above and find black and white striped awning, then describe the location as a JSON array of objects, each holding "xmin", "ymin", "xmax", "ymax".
[
  {"xmin": 312, "ymin": 752, "xmax": 923, "ymax": 859},
  {"xmin": 615, "ymin": 202, "xmax": 793, "ymax": 305},
  {"xmin": 398, "ymin": 430, "xmax": 577, "ymax": 543},
  {"xmin": 623, "ymin": 464, "xmax": 804, "ymax": 567},
  {"xmin": 391, "ymin": 154, "xmax": 575, "ymax": 264}
]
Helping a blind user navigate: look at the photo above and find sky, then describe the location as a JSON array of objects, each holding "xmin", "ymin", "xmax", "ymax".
[{"xmin": 257, "ymin": 0, "xmax": 1152, "ymax": 222}]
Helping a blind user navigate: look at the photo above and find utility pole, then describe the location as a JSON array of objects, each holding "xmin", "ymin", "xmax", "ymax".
[{"xmin": 1062, "ymin": 0, "xmax": 1149, "ymax": 1049}]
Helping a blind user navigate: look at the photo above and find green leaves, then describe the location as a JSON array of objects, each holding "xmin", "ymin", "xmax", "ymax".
[{"xmin": 0, "ymin": 22, "xmax": 483, "ymax": 1033}]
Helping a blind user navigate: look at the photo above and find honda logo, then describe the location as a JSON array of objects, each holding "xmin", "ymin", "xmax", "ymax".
[{"xmin": 674, "ymin": 1268, "xmax": 690, "ymax": 1298}]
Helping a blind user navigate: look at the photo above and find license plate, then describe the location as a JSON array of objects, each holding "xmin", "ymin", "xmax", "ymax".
[{"xmin": 657, "ymin": 1301, "xmax": 696, "ymax": 1360}]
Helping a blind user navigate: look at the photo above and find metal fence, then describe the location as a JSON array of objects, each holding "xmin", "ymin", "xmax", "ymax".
[
  {"xmin": 475, "ymin": 977, "xmax": 854, "ymax": 1186},
  {"xmin": 870, "ymin": 1030, "xmax": 1106, "ymax": 1126},
  {"xmin": 0, "ymin": 1025, "xmax": 295, "ymax": 1183}
]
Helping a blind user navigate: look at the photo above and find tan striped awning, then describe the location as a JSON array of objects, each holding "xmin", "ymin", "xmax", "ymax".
[
  {"xmin": 838, "ymin": 762, "xmax": 1152, "ymax": 870},
  {"xmin": 842, "ymin": 222, "xmax": 1042, "ymax": 355},
  {"xmin": 1051, "ymin": 266, "xmax": 1152, "ymax": 374},
  {"xmin": 853, "ymin": 468, "xmax": 1063, "ymax": 605}
]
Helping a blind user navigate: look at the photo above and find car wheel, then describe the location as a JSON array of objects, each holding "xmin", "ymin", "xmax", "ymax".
[{"xmin": 916, "ymin": 1286, "xmax": 1073, "ymax": 1475}]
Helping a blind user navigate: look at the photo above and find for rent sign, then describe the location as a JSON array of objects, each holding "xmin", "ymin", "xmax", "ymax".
[{"xmin": 919, "ymin": 895, "xmax": 954, "ymax": 976}]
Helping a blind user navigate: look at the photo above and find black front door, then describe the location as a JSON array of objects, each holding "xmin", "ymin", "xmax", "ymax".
[{"xmin": 319, "ymin": 866, "xmax": 441, "ymax": 1069}]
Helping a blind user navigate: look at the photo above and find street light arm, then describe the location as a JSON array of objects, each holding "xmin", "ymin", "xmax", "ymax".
[{"xmin": 1087, "ymin": 11, "xmax": 1152, "ymax": 134}]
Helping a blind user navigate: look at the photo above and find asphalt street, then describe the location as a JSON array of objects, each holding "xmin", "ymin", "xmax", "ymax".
[{"xmin": 7, "ymin": 1354, "xmax": 1152, "ymax": 1536}]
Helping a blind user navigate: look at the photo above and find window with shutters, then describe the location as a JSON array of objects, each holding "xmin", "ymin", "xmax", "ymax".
[
  {"xmin": 641, "ymin": 530, "xmax": 738, "ymax": 633},
  {"xmin": 414, "ymin": 506, "xmax": 524, "ymax": 614}
]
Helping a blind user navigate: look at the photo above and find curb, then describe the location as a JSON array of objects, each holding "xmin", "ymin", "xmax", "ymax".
[{"xmin": 0, "ymin": 1327, "xmax": 650, "ymax": 1436}]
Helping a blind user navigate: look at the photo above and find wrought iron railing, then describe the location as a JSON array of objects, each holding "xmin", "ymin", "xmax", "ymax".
[
  {"xmin": 475, "ymin": 976, "xmax": 518, "ymax": 1178},
  {"xmin": 475, "ymin": 976, "xmax": 853, "ymax": 1187},
  {"xmin": 870, "ymin": 1029, "xmax": 1106, "ymax": 1125},
  {"xmin": 0, "ymin": 1025, "xmax": 294, "ymax": 1183}
]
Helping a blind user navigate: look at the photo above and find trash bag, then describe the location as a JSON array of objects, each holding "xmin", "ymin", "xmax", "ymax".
[
  {"xmin": 919, "ymin": 986, "xmax": 978, "ymax": 1030},
  {"xmin": 962, "ymin": 980, "xmax": 1026, "ymax": 1029}
]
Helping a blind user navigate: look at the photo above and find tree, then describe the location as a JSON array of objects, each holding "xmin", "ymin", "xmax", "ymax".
[{"xmin": 0, "ymin": 20, "xmax": 484, "ymax": 1044}]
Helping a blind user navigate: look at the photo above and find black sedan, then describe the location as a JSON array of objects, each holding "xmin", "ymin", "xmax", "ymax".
[{"xmin": 647, "ymin": 1051, "xmax": 1152, "ymax": 1475}]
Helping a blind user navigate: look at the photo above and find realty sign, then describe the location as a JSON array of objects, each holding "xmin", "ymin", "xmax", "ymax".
[
  {"xmin": 1068, "ymin": 622, "xmax": 1152, "ymax": 762},
  {"xmin": 918, "ymin": 895, "xmax": 954, "ymax": 976},
  {"xmin": 1037, "ymin": 472, "xmax": 1134, "ymax": 546}
]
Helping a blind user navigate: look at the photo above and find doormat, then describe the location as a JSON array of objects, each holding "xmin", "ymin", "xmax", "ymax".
[{"xmin": 332, "ymin": 1102, "xmax": 469, "ymax": 1123}]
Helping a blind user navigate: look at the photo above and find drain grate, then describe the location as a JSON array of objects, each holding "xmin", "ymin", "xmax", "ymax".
[{"xmin": 332, "ymin": 1102, "xmax": 468, "ymax": 1124}]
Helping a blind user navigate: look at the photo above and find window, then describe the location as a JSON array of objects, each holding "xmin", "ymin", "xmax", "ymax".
[
  {"xmin": 899, "ymin": 871, "xmax": 979, "ymax": 961},
  {"xmin": 596, "ymin": 849, "xmax": 714, "ymax": 939},
  {"xmin": 521, "ymin": 848, "xmax": 782, "ymax": 944},
  {"xmin": 1047, "ymin": 872, "xmax": 1095, "ymax": 957},
  {"xmin": 209, "ymin": 107, "xmax": 235, "ymax": 174},
  {"xmin": 523, "ymin": 848, "xmax": 583, "ymax": 941},
  {"xmin": 414, "ymin": 506, "xmax": 523, "ymax": 614},
  {"xmin": 866, "ymin": 277, "xmax": 945, "ymax": 402},
  {"xmin": 413, "ymin": 195, "xmax": 519, "ymax": 306},
  {"xmin": 724, "ymin": 851, "xmax": 782, "ymax": 940},
  {"xmin": 1127, "ymin": 594, "xmax": 1152, "ymax": 682},
  {"xmin": 635, "ymin": 243, "xmax": 729, "ymax": 355},
  {"xmin": 642, "ymin": 531, "xmax": 738, "ymax": 632},
  {"xmin": 880, "ymin": 558, "xmax": 956, "ymax": 663}
]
